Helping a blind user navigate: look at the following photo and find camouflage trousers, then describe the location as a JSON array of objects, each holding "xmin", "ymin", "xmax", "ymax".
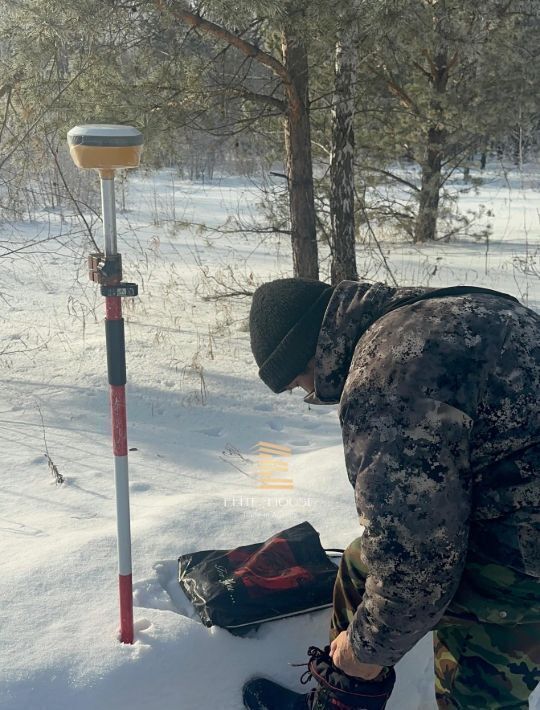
[{"xmin": 329, "ymin": 537, "xmax": 540, "ymax": 709}]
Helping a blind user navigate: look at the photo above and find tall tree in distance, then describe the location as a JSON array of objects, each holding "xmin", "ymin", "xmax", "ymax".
[
  {"xmin": 413, "ymin": 33, "xmax": 455, "ymax": 244},
  {"xmin": 361, "ymin": 0, "xmax": 539, "ymax": 243},
  {"xmin": 281, "ymin": 4, "xmax": 318, "ymax": 280},
  {"xmin": 329, "ymin": 5, "xmax": 359, "ymax": 283},
  {"xmin": 155, "ymin": 0, "xmax": 319, "ymax": 279}
]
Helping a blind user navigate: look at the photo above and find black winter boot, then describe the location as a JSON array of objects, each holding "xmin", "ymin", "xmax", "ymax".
[
  {"xmin": 242, "ymin": 677, "xmax": 313, "ymax": 709},
  {"xmin": 243, "ymin": 646, "xmax": 395, "ymax": 710}
]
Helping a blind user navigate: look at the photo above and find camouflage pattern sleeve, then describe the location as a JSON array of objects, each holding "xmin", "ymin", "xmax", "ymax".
[
  {"xmin": 340, "ymin": 315, "xmax": 475, "ymax": 666},
  {"xmin": 311, "ymin": 281, "xmax": 538, "ymax": 666}
]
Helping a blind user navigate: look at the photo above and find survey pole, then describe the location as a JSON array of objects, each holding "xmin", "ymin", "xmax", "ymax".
[{"xmin": 67, "ymin": 125, "xmax": 143, "ymax": 644}]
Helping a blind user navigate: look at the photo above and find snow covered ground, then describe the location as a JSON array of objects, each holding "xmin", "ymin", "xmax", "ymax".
[{"xmin": 0, "ymin": 167, "xmax": 539, "ymax": 709}]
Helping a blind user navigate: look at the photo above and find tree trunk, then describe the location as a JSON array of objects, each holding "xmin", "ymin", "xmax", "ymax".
[
  {"xmin": 163, "ymin": 6, "xmax": 319, "ymax": 277},
  {"xmin": 414, "ymin": 128, "xmax": 443, "ymax": 243},
  {"xmin": 414, "ymin": 50, "xmax": 449, "ymax": 243},
  {"xmin": 281, "ymin": 27, "xmax": 318, "ymax": 280},
  {"xmin": 330, "ymin": 20, "xmax": 358, "ymax": 284}
]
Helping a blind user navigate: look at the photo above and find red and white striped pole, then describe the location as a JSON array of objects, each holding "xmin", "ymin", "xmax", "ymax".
[
  {"xmin": 102, "ymin": 174, "xmax": 134, "ymax": 644},
  {"xmin": 67, "ymin": 125, "xmax": 143, "ymax": 644}
]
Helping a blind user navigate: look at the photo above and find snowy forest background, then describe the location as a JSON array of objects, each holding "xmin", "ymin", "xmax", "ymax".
[
  {"xmin": 0, "ymin": 2, "xmax": 539, "ymax": 709},
  {"xmin": 1, "ymin": 0, "xmax": 539, "ymax": 278}
]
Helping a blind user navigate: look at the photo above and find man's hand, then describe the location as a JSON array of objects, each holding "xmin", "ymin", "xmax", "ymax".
[{"xmin": 329, "ymin": 630, "xmax": 384, "ymax": 680}]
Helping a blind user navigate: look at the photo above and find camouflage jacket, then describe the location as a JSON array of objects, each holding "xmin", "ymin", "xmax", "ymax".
[{"xmin": 312, "ymin": 280, "xmax": 540, "ymax": 666}]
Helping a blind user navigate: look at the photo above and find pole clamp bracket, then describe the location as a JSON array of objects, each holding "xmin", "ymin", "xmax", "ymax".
[
  {"xmin": 100, "ymin": 283, "xmax": 138, "ymax": 297},
  {"xmin": 88, "ymin": 252, "xmax": 123, "ymax": 285},
  {"xmin": 89, "ymin": 253, "xmax": 138, "ymax": 297}
]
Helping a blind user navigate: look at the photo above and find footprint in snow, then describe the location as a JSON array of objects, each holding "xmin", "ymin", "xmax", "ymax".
[
  {"xmin": 194, "ymin": 426, "xmax": 223, "ymax": 437},
  {"xmin": 133, "ymin": 579, "xmax": 176, "ymax": 612},
  {"xmin": 0, "ymin": 518, "xmax": 46, "ymax": 537},
  {"xmin": 303, "ymin": 420, "xmax": 322, "ymax": 429},
  {"xmin": 130, "ymin": 482, "xmax": 151, "ymax": 493},
  {"xmin": 269, "ymin": 420, "xmax": 283, "ymax": 432},
  {"xmin": 134, "ymin": 618, "xmax": 152, "ymax": 633}
]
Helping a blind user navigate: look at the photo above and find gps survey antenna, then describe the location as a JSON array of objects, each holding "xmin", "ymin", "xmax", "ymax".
[{"xmin": 67, "ymin": 124, "xmax": 143, "ymax": 644}]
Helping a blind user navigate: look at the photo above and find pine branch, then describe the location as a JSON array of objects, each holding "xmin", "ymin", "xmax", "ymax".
[
  {"xmin": 232, "ymin": 88, "xmax": 286, "ymax": 112},
  {"xmin": 412, "ymin": 61, "xmax": 433, "ymax": 81},
  {"xmin": 155, "ymin": 2, "xmax": 291, "ymax": 86},
  {"xmin": 356, "ymin": 163, "xmax": 421, "ymax": 193},
  {"xmin": 358, "ymin": 203, "xmax": 399, "ymax": 288},
  {"xmin": 0, "ymin": 62, "xmax": 94, "ymax": 173},
  {"xmin": 368, "ymin": 64, "xmax": 421, "ymax": 115},
  {"xmin": 202, "ymin": 288, "xmax": 254, "ymax": 301},
  {"xmin": 44, "ymin": 135, "xmax": 100, "ymax": 252}
]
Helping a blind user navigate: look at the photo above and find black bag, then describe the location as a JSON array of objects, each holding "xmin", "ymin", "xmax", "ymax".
[{"xmin": 178, "ymin": 521, "xmax": 340, "ymax": 635}]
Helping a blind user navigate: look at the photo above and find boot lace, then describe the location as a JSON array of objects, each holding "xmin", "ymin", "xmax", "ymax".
[{"xmin": 290, "ymin": 645, "xmax": 328, "ymax": 685}]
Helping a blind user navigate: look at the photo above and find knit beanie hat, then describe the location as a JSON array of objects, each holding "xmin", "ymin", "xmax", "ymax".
[{"xmin": 249, "ymin": 278, "xmax": 334, "ymax": 393}]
